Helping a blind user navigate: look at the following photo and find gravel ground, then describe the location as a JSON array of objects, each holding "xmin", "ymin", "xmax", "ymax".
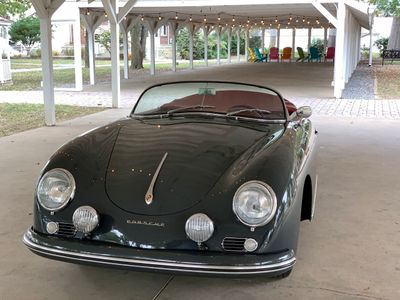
[{"xmin": 341, "ymin": 63, "xmax": 376, "ymax": 99}]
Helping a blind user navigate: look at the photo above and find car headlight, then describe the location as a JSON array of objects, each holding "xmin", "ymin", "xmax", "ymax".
[
  {"xmin": 36, "ymin": 168, "xmax": 76, "ymax": 211},
  {"xmin": 232, "ymin": 181, "xmax": 277, "ymax": 227}
]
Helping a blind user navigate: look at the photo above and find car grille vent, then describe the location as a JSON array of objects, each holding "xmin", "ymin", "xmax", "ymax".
[
  {"xmin": 222, "ymin": 237, "xmax": 246, "ymax": 252},
  {"xmin": 56, "ymin": 222, "xmax": 77, "ymax": 237}
]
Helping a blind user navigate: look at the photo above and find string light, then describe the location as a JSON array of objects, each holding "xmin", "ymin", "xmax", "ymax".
[
  {"xmin": 158, "ymin": 14, "xmax": 162, "ymax": 21},
  {"xmin": 175, "ymin": 12, "xmax": 178, "ymax": 20},
  {"xmin": 275, "ymin": 16, "xmax": 278, "ymax": 23},
  {"xmin": 296, "ymin": 17, "xmax": 299, "ymax": 23},
  {"xmin": 302, "ymin": 16, "xmax": 305, "ymax": 22},
  {"xmin": 203, "ymin": 15, "xmax": 207, "ymax": 22},
  {"xmin": 104, "ymin": 12, "xmax": 108, "ymax": 18},
  {"xmin": 140, "ymin": 14, "xmax": 144, "ymax": 21},
  {"xmin": 289, "ymin": 14, "xmax": 293, "ymax": 21},
  {"xmin": 247, "ymin": 17, "xmax": 250, "ymax": 23},
  {"xmin": 217, "ymin": 14, "xmax": 221, "ymax": 21},
  {"xmin": 189, "ymin": 15, "xmax": 193, "ymax": 22},
  {"xmin": 232, "ymin": 15, "xmax": 235, "ymax": 22},
  {"xmin": 86, "ymin": 9, "xmax": 90, "ymax": 16}
]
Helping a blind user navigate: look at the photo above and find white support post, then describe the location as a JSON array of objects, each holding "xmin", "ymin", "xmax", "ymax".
[
  {"xmin": 292, "ymin": 28, "xmax": 296, "ymax": 60},
  {"xmin": 169, "ymin": 22, "xmax": 179, "ymax": 72},
  {"xmin": 203, "ymin": 26, "xmax": 212, "ymax": 67},
  {"xmin": 73, "ymin": 16, "xmax": 83, "ymax": 91},
  {"xmin": 334, "ymin": 0, "xmax": 346, "ymax": 98},
  {"xmin": 32, "ymin": 0, "xmax": 66, "ymax": 126},
  {"xmin": 187, "ymin": 23, "xmax": 196, "ymax": 69},
  {"xmin": 245, "ymin": 29, "xmax": 249, "ymax": 62},
  {"xmin": 236, "ymin": 29, "xmax": 241, "ymax": 63},
  {"xmin": 277, "ymin": 28, "xmax": 281, "ymax": 49},
  {"xmin": 324, "ymin": 27, "xmax": 328, "ymax": 54},
  {"xmin": 368, "ymin": 28, "xmax": 373, "ymax": 66},
  {"xmin": 227, "ymin": 27, "xmax": 232, "ymax": 63},
  {"xmin": 81, "ymin": 14, "xmax": 105, "ymax": 85},
  {"xmin": 217, "ymin": 29, "xmax": 221, "ymax": 65},
  {"xmin": 149, "ymin": 28, "xmax": 156, "ymax": 75},
  {"xmin": 40, "ymin": 17, "xmax": 56, "ymax": 126},
  {"xmin": 108, "ymin": 0, "xmax": 121, "ymax": 107},
  {"xmin": 261, "ymin": 28, "xmax": 265, "ymax": 55},
  {"xmin": 307, "ymin": 27, "xmax": 312, "ymax": 51},
  {"xmin": 122, "ymin": 29, "xmax": 129, "ymax": 79}
]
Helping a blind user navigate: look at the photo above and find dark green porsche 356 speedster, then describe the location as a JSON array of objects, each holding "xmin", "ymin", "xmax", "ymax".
[{"xmin": 23, "ymin": 81, "xmax": 318, "ymax": 278}]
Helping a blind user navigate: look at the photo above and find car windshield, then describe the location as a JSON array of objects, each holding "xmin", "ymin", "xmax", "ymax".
[{"xmin": 132, "ymin": 82, "xmax": 286, "ymax": 120}]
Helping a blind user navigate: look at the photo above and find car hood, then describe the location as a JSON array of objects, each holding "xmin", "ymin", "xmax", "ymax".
[{"xmin": 106, "ymin": 118, "xmax": 284, "ymax": 215}]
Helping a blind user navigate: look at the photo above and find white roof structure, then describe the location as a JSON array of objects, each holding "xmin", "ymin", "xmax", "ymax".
[{"xmin": 31, "ymin": 0, "xmax": 374, "ymax": 125}]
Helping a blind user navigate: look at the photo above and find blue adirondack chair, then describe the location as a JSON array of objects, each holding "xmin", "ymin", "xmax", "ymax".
[
  {"xmin": 254, "ymin": 48, "xmax": 267, "ymax": 62},
  {"xmin": 308, "ymin": 47, "xmax": 322, "ymax": 62}
]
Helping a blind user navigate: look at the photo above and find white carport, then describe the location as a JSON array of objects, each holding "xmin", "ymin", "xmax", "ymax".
[{"xmin": 31, "ymin": 0, "xmax": 374, "ymax": 126}]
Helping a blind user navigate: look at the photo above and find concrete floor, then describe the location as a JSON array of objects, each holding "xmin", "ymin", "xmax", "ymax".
[{"xmin": 1, "ymin": 107, "xmax": 400, "ymax": 299}]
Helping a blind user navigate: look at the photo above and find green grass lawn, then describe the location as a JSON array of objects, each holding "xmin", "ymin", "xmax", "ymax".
[
  {"xmin": 0, "ymin": 103, "xmax": 106, "ymax": 137},
  {"xmin": 2, "ymin": 58, "xmax": 218, "ymax": 91}
]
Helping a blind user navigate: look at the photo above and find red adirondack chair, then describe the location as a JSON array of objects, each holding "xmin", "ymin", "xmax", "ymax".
[
  {"xmin": 325, "ymin": 47, "xmax": 335, "ymax": 62},
  {"xmin": 269, "ymin": 47, "xmax": 279, "ymax": 62}
]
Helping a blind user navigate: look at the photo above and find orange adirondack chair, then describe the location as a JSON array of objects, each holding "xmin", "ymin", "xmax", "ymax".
[
  {"xmin": 324, "ymin": 47, "xmax": 335, "ymax": 62},
  {"xmin": 269, "ymin": 47, "xmax": 279, "ymax": 62},
  {"xmin": 280, "ymin": 47, "xmax": 292, "ymax": 62}
]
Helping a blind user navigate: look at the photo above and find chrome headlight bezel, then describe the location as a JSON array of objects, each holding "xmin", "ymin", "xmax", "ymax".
[
  {"xmin": 232, "ymin": 180, "xmax": 277, "ymax": 227},
  {"xmin": 36, "ymin": 168, "xmax": 76, "ymax": 212}
]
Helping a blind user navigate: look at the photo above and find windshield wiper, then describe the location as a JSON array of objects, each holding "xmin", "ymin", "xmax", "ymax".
[
  {"xmin": 166, "ymin": 105, "xmax": 216, "ymax": 115},
  {"xmin": 226, "ymin": 108, "xmax": 272, "ymax": 118}
]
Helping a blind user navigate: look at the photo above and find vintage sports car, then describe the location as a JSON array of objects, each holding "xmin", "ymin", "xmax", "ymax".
[{"xmin": 23, "ymin": 81, "xmax": 318, "ymax": 278}]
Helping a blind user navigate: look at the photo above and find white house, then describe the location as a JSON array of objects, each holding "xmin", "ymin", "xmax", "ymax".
[{"xmin": 0, "ymin": 16, "xmax": 12, "ymax": 84}]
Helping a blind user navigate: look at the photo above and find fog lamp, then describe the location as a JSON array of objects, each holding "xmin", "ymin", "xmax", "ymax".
[
  {"xmin": 185, "ymin": 213, "xmax": 214, "ymax": 243},
  {"xmin": 244, "ymin": 238, "xmax": 258, "ymax": 252},
  {"xmin": 72, "ymin": 206, "xmax": 99, "ymax": 234},
  {"xmin": 46, "ymin": 222, "xmax": 59, "ymax": 234}
]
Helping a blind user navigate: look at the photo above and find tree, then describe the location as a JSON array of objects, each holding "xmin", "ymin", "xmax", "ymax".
[
  {"xmin": 9, "ymin": 16, "xmax": 40, "ymax": 51},
  {"xmin": 95, "ymin": 29, "xmax": 112, "ymax": 54},
  {"xmin": 130, "ymin": 23, "xmax": 147, "ymax": 69},
  {"xmin": 369, "ymin": 0, "xmax": 400, "ymax": 49},
  {"xmin": 0, "ymin": 0, "xmax": 30, "ymax": 18}
]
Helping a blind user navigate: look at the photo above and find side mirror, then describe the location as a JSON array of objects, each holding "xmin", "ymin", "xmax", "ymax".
[{"xmin": 296, "ymin": 106, "xmax": 312, "ymax": 118}]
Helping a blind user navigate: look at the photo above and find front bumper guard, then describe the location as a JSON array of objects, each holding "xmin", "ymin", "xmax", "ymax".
[{"xmin": 23, "ymin": 228, "xmax": 296, "ymax": 277}]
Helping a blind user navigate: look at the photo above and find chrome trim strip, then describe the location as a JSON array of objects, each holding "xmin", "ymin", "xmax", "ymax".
[
  {"xmin": 144, "ymin": 152, "xmax": 168, "ymax": 205},
  {"xmin": 23, "ymin": 231, "xmax": 295, "ymax": 275}
]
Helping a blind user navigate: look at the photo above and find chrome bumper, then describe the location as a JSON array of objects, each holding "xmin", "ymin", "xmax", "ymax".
[{"xmin": 23, "ymin": 229, "xmax": 295, "ymax": 277}]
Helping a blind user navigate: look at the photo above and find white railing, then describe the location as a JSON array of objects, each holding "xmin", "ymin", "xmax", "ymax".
[{"xmin": 0, "ymin": 59, "xmax": 12, "ymax": 83}]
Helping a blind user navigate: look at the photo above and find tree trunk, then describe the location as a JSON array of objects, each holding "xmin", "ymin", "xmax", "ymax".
[
  {"xmin": 388, "ymin": 16, "xmax": 400, "ymax": 50},
  {"xmin": 130, "ymin": 24, "xmax": 148, "ymax": 69}
]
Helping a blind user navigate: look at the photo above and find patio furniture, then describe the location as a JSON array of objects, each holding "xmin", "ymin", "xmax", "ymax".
[
  {"xmin": 247, "ymin": 47, "xmax": 258, "ymax": 62},
  {"xmin": 281, "ymin": 47, "xmax": 292, "ymax": 62},
  {"xmin": 308, "ymin": 47, "xmax": 322, "ymax": 62},
  {"xmin": 254, "ymin": 47, "xmax": 268, "ymax": 62},
  {"xmin": 324, "ymin": 47, "xmax": 335, "ymax": 62},
  {"xmin": 269, "ymin": 47, "xmax": 279, "ymax": 62},
  {"xmin": 296, "ymin": 47, "xmax": 308, "ymax": 62},
  {"xmin": 382, "ymin": 49, "xmax": 400, "ymax": 65}
]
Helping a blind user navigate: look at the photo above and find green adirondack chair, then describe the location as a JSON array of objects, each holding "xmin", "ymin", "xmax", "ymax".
[
  {"xmin": 296, "ymin": 47, "xmax": 308, "ymax": 62},
  {"xmin": 308, "ymin": 46, "xmax": 322, "ymax": 62},
  {"xmin": 254, "ymin": 47, "xmax": 267, "ymax": 62}
]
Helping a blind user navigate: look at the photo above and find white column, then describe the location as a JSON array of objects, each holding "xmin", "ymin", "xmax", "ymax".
[
  {"xmin": 189, "ymin": 33, "xmax": 194, "ymax": 69},
  {"xmin": 87, "ymin": 29, "xmax": 96, "ymax": 84},
  {"xmin": 227, "ymin": 27, "xmax": 232, "ymax": 63},
  {"xmin": 368, "ymin": 28, "xmax": 373, "ymax": 66},
  {"xmin": 149, "ymin": 29, "xmax": 156, "ymax": 75},
  {"xmin": 204, "ymin": 30, "xmax": 208, "ymax": 67},
  {"xmin": 245, "ymin": 29, "xmax": 249, "ymax": 62},
  {"xmin": 109, "ymin": 1, "xmax": 120, "ymax": 107},
  {"xmin": 324, "ymin": 27, "xmax": 328, "ymax": 53},
  {"xmin": 217, "ymin": 31, "xmax": 221, "ymax": 65},
  {"xmin": 73, "ymin": 17, "xmax": 83, "ymax": 91},
  {"xmin": 307, "ymin": 27, "xmax": 312, "ymax": 51},
  {"xmin": 277, "ymin": 28, "xmax": 281, "ymax": 49},
  {"xmin": 334, "ymin": 0, "xmax": 346, "ymax": 98},
  {"xmin": 261, "ymin": 28, "xmax": 265, "ymax": 55},
  {"xmin": 292, "ymin": 28, "xmax": 296, "ymax": 60},
  {"xmin": 122, "ymin": 29, "xmax": 129, "ymax": 79},
  {"xmin": 40, "ymin": 17, "xmax": 56, "ymax": 125},
  {"xmin": 236, "ymin": 29, "xmax": 240, "ymax": 63},
  {"xmin": 171, "ymin": 31, "xmax": 177, "ymax": 71}
]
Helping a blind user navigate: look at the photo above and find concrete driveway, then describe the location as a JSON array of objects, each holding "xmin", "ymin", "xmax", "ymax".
[{"xmin": 1, "ymin": 108, "xmax": 399, "ymax": 300}]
